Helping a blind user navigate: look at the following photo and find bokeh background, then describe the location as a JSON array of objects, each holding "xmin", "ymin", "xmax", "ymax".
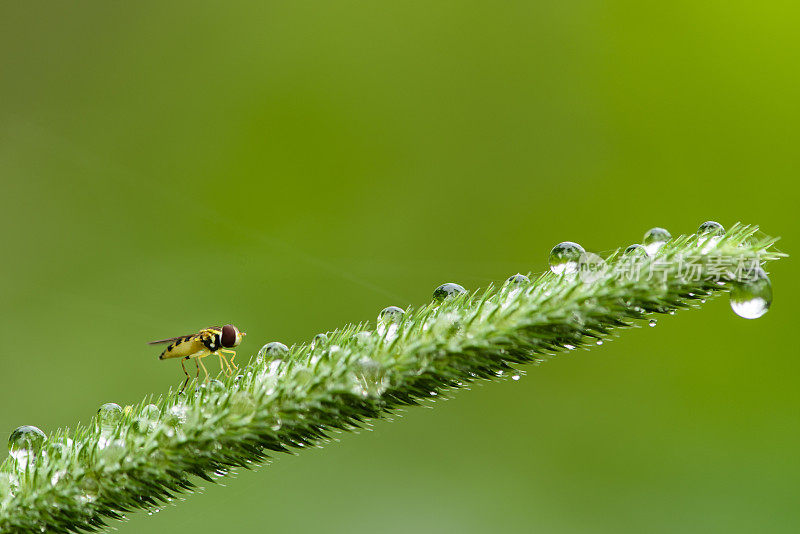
[{"xmin": 1, "ymin": 2, "xmax": 797, "ymax": 533}]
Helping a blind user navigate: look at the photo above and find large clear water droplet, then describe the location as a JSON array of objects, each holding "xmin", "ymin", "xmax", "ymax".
[
  {"xmin": 624, "ymin": 244, "xmax": 648, "ymax": 257},
  {"xmin": 141, "ymin": 404, "xmax": 160, "ymax": 421},
  {"xmin": 549, "ymin": 242, "xmax": 585, "ymax": 274},
  {"xmin": 433, "ymin": 283, "xmax": 467, "ymax": 301},
  {"xmin": 229, "ymin": 391, "xmax": 256, "ymax": 417},
  {"xmin": 196, "ymin": 379, "xmax": 226, "ymax": 398},
  {"xmin": 8, "ymin": 426, "xmax": 47, "ymax": 466},
  {"xmin": 133, "ymin": 404, "xmax": 161, "ymax": 434},
  {"xmin": 643, "ymin": 227, "xmax": 672, "ymax": 256},
  {"xmin": 350, "ymin": 357, "xmax": 388, "ymax": 397},
  {"xmin": 698, "ymin": 220, "xmax": 725, "ymax": 236},
  {"xmin": 697, "ymin": 221, "xmax": 726, "ymax": 253},
  {"xmin": 311, "ymin": 333, "xmax": 328, "ymax": 350},
  {"xmin": 257, "ymin": 342, "xmax": 289, "ymax": 364},
  {"xmin": 648, "ymin": 319, "xmax": 657, "ymax": 327},
  {"xmin": 506, "ymin": 273, "xmax": 530, "ymax": 285},
  {"xmin": 97, "ymin": 403, "xmax": 122, "ymax": 431},
  {"xmin": 730, "ymin": 267, "xmax": 772, "ymax": 319},
  {"xmin": 377, "ymin": 306, "xmax": 405, "ymax": 339}
]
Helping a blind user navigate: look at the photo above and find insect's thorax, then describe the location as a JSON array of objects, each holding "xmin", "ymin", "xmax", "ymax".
[{"xmin": 199, "ymin": 329, "xmax": 223, "ymax": 352}]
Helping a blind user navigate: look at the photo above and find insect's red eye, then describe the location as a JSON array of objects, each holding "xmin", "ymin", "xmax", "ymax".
[{"xmin": 221, "ymin": 324, "xmax": 239, "ymax": 348}]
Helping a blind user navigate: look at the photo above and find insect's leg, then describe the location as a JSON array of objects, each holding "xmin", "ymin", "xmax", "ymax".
[
  {"xmin": 217, "ymin": 351, "xmax": 235, "ymax": 375},
  {"xmin": 194, "ymin": 359, "xmax": 199, "ymax": 379},
  {"xmin": 197, "ymin": 355, "xmax": 210, "ymax": 382},
  {"xmin": 216, "ymin": 353, "xmax": 230, "ymax": 376},
  {"xmin": 179, "ymin": 358, "xmax": 191, "ymax": 394},
  {"xmin": 219, "ymin": 349, "xmax": 238, "ymax": 372}
]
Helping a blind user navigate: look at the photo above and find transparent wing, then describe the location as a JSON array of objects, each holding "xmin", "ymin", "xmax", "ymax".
[{"xmin": 147, "ymin": 335, "xmax": 191, "ymax": 345}]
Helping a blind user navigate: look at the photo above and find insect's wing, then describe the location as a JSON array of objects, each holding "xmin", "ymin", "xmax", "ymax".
[{"xmin": 147, "ymin": 335, "xmax": 191, "ymax": 345}]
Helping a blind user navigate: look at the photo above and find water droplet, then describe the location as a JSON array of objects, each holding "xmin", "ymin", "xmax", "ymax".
[
  {"xmin": 433, "ymin": 283, "xmax": 467, "ymax": 301},
  {"xmin": 377, "ymin": 306, "xmax": 405, "ymax": 339},
  {"xmin": 167, "ymin": 403, "xmax": 188, "ymax": 425},
  {"xmin": 257, "ymin": 342, "xmax": 289, "ymax": 363},
  {"xmin": 648, "ymin": 319, "xmax": 657, "ymax": 327},
  {"xmin": 378, "ymin": 305, "xmax": 405, "ymax": 323},
  {"xmin": 511, "ymin": 374, "xmax": 521, "ymax": 381},
  {"xmin": 141, "ymin": 404, "xmax": 160, "ymax": 421},
  {"xmin": 311, "ymin": 333, "xmax": 328, "ymax": 350},
  {"xmin": 698, "ymin": 221, "xmax": 725, "ymax": 236},
  {"xmin": 596, "ymin": 340, "xmax": 603, "ymax": 345},
  {"xmin": 700, "ymin": 298, "xmax": 707, "ymax": 304},
  {"xmin": 97, "ymin": 403, "xmax": 122, "ymax": 429},
  {"xmin": 98, "ymin": 438, "xmax": 126, "ymax": 461},
  {"xmin": 697, "ymin": 221, "xmax": 726, "ymax": 253},
  {"xmin": 133, "ymin": 404, "xmax": 161, "ymax": 434},
  {"xmin": 196, "ymin": 379, "xmax": 226, "ymax": 398},
  {"xmin": 506, "ymin": 273, "xmax": 530, "ymax": 285},
  {"xmin": 668, "ymin": 310, "xmax": 675, "ymax": 316},
  {"xmin": 8, "ymin": 426, "xmax": 47, "ymax": 467},
  {"xmin": 430, "ymin": 391, "xmax": 438, "ymax": 396},
  {"xmin": 564, "ymin": 344, "xmax": 576, "ymax": 350},
  {"xmin": 257, "ymin": 359, "xmax": 285, "ymax": 391},
  {"xmin": 643, "ymin": 227, "xmax": 672, "ymax": 256},
  {"xmin": 730, "ymin": 267, "xmax": 772, "ymax": 319},
  {"xmin": 229, "ymin": 391, "xmax": 256, "ymax": 417},
  {"xmin": 350, "ymin": 357, "xmax": 388, "ymax": 397},
  {"xmin": 623, "ymin": 244, "xmax": 648, "ymax": 257},
  {"xmin": 549, "ymin": 242, "xmax": 585, "ymax": 275}
]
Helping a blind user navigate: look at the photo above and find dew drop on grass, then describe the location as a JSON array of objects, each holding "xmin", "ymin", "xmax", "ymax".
[
  {"xmin": 97, "ymin": 403, "xmax": 122, "ymax": 429},
  {"xmin": 433, "ymin": 282, "xmax": 467, "ymax": 301},
  {"xmin": 506, "ymin": 273, "xmax": 530, "ymax": 285},
  {"xmin": 311, "ymin": 333, "xmax": 328, "ymax": 350},
  {"xmin": 141, "ymin": 404, "xmax": 160, "ymax": 421},
  {"xmin": 8, "ymin": 425, "xmax": 47, "ymax": 466},
  {"xmin": 196, "ymin": 379, "xmax": 225, "ymax": 398},
  {"xmin": 698, "ymin": 220, "xmax": 725, "ymax": 236},
  {"xmin": 257, "ymin": 342, "xmax": 289, "ymax": 364},
  {"xmin": 730, "ymin": 267, "xmax": 772, "ymax": 319},
  {"xmin": 97, "ymin": 403, "xmax": 122, "ymax": 446},
  {"xmin": 503, "ymin": 273, "xmax": 530, "ymax": 298},
  {"xmin": 377, "ymin": 306, "xmax": 405, "ymax": 338},
  {"xmin": 648, "ymin": 319, "xmax": 657, "ymax": 327},
  {"xmin": 548, "ymin": 242, "xmax": 585, "ymax": 275},
  {"xmin": 643, "ymin": 227, "xmax": 672, "ymax": 256},
  {"xmin": 167, "ymin": 403, "xmax": 188, "ymax": 425},
  {"xmin": 623, "ymin": 244, "xmax": 648, "ymax": 257},
  {"xmin": 133, "ymin": 404, "xmax": 161, "ymax": 434},
  {"xmin": 698, "ymin": 221, "xmax": 726, "ymax": 253},
  {"xmin": 511, "ymin": 374, "xmax": 520, "ymax": 381},
  {"xmin": 229, "ymin": 391, "xmax": 256, "ymax": 417}
]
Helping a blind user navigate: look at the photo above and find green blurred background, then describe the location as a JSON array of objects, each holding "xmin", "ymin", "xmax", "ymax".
[{"xmin": 1, "ymin": 2, "xmax": 797, "ymax": 533}]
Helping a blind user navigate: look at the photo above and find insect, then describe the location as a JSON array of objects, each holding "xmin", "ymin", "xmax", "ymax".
[{"xmin": 149, "ymin": 324, "xmax": 246, "ymax": 392}]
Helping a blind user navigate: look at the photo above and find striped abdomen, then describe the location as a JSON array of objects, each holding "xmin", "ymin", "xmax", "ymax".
[{"xmin": 158, "ymin": 336, "xmax": 207, "ymax": 360}]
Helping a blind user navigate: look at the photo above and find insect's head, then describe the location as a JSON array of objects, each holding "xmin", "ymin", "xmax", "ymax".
[{"xmin": 221, "ymin": 324, "xmax": 245, "ymax": 348}]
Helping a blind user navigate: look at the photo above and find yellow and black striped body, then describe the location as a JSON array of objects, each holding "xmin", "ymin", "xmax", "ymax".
[{"xmin": 158, "ymin": 328, "xmax": 222, "ymax": 360}]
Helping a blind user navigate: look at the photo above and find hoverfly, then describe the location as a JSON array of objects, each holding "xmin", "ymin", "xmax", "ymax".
[{"xmin": 149, "ymin": 324, "xmax": 246, "ymax": 392}]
